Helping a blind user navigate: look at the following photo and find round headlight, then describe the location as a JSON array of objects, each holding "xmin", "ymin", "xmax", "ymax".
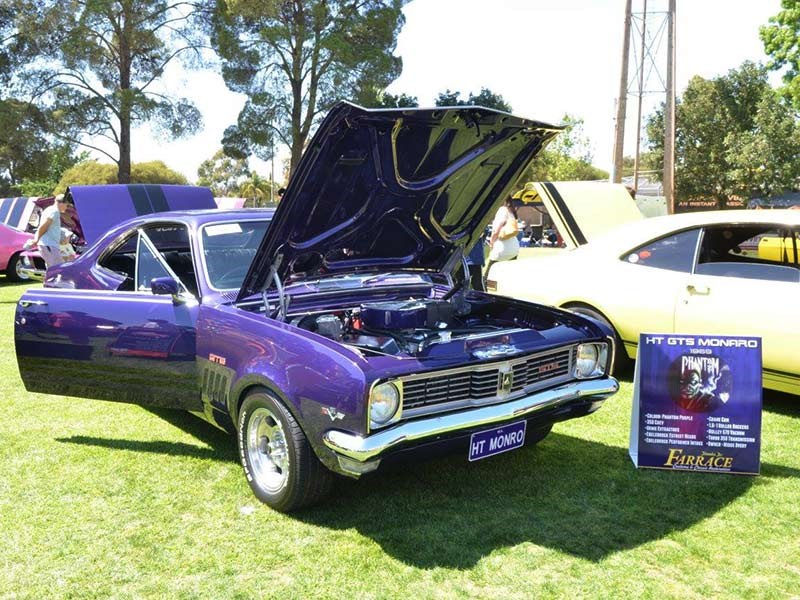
[
  {"xmin": 574, "ymin": 344, "xmax": 599, "ymax": 378},
  {"xmin": 370, "ymin": 382, "xmax": 400, "ymax": 426}
]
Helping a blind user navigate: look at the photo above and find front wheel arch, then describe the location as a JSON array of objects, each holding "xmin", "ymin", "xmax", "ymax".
[{"xmin": 237, "ymin": 388, "xmax": 334, "ymax": 511}]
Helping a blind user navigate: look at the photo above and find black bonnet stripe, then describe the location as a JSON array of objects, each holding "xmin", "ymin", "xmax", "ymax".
[
  {"xmin": 543, "ymin": 182, "xmax": 587, "ymax": 246},
  {"xmin": 128, "ymin": 185, "xmax": 153, "ymax": 216},
  {"xmin": 144, "ymin": 184, "xmax": 169, "ymax": 213}
]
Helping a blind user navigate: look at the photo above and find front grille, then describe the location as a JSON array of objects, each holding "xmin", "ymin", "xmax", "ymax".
[
  {"xmin": 401, "ymin": 347, "xmax": 573, "ymax": 414},
  {"xmin": 510, "ymin": 351, "xmax": 571, "ymax": 392}
]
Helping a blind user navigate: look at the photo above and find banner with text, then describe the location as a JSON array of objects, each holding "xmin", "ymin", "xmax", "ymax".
[{"xmin": 629, "ymin": 333, "xmax": 762, "ymax": 475}]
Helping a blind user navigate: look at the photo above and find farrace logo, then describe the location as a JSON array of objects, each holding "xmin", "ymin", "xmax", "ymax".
[
  {"xmin": 668, "ymin": 353, "xmax": 733, "ymax": 413},
  {"xmin": 664, "ymin": 449, "xmax": 734, "ymax": 470}
]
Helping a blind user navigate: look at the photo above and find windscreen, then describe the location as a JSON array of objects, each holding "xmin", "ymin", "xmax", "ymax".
[{"xmin": 201, "ymin": 220, "xmax": 271, "ymax": 290}]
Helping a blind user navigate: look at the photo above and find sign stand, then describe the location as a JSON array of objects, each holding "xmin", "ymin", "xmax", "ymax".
[{"xmin": 629, "ymin": 333, "xmax": 762, "ymax": 475}]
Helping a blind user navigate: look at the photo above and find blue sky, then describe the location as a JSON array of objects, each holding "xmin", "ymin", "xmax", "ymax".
[{"xmin": 130, "ymin": 0, "xmax": 784, "ymax": 182}]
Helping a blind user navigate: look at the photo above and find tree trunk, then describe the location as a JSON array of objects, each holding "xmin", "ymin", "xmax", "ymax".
[
  {"xmin": 117, "ymin": 5, "xmax": 132, "ymax": 184},
  {"xmin": 118, "ymin": 112, "xmax": 131, "ymax": 183}
]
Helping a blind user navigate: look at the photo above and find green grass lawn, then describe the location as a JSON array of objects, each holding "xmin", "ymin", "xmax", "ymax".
[{"xmin": 1, "ymin": 280, "xmax": 799, "ymax": 599}]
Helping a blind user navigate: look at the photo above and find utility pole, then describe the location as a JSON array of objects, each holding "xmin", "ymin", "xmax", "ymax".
[
  {"xmin": 612, "ymin": 0, "xmax": 674, "ymax": 206},
  {"xmin": 632, "ymin": 0, "xmax": 648, "ymax": 192},
  {"xmin": 664, "ymin": 0, "xmax": 676, "ymax": 214},
  {"xmin": 612, "ymin": 0, "xmax": 632, "ymax": 183}
]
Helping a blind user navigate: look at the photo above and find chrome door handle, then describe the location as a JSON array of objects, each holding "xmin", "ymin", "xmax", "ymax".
[
  {"xmin": 18, "ymin": 300, "xmax": 48, "ymax": 307},
  {"xmin": 687, "ymin": 284, "xmax": 710, "ymax": 295}
]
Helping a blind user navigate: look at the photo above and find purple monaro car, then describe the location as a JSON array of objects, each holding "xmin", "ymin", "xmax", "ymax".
[{"xmin": 15, "ymin": 102, "xmax": 619, "ymax": 511}]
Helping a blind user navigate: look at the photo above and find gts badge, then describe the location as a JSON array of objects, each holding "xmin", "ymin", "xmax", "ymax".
[{"xmin": 322, "ymin": 406, "xmax": 345, "ymax": 421}]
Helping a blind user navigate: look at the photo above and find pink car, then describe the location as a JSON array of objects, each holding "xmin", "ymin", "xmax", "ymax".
[{"xmin": 0, "ymin": 197, "xmax": 56, "ymax": 281}]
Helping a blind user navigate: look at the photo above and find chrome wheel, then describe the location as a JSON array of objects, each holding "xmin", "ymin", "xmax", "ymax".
[
  {"xmin": 15, "ymin": 257, "xmax": 30, "ymax": 281},
  {"xmin": 246, "ymin": 407, "xmax": 289, "ymax": 493}
]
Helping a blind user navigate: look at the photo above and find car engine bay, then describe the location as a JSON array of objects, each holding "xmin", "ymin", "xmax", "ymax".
[{"xmin": 289, "ymin": 297, "xmax": 555, "ymax": 357}]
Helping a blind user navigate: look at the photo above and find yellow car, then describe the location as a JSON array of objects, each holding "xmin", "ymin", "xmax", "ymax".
[{"xmin": 488, "ymin": 194, "xmax": 800, "ymax": 395}]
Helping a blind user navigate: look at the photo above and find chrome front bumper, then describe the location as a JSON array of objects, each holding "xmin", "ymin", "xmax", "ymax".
[{"xmin": 323, "ymin": 377, "xmax": 618, "ymax": 467}]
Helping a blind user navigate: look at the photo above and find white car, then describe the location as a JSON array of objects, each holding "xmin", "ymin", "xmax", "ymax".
[{"xmin": 488, "ymin": 196, "xmax": 800, "ymax": 395}]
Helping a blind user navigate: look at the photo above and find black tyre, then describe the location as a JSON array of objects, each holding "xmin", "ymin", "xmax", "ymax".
[
  {"xmin": 525, "ymin": 424, "xmax": 552, "ymax": 447},
  {"xmin": 567, "ymin": 305, "xmax": 631, "ymax": 374},
  {"xmin": 6, "ymin": 253, "xmax": 30, "ymax": 282},
  {"xmin": 237, "ymin": 389, "xmax": 333, "ymax": 512}
]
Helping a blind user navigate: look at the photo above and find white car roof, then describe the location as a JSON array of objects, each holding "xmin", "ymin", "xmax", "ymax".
[{"xmin": 587, "ymin": 209, "xmax": 800, "ymax": 256}]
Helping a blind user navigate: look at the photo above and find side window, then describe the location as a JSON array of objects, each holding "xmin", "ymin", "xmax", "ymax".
[
  {"xmin": 696, "ymin": 225, "xmax": 799, "ymax": 283},
  {"xmin": 623, "ymin": 229, "xmax": 700, "ymax": 272},
  {"xmin": 98, "ymin": 224, "xmax": 197, "ymax": 295},
  {"xmin": 98, "ymin": 233, "xmax": 138, "ymax": 291},
  {"xmin": 140, "ymin": 224, "xmax": 197, "ymax": 296},
  {"xmin": 135, "ymin": 234, "xmax": 173, "ymax": 291}
]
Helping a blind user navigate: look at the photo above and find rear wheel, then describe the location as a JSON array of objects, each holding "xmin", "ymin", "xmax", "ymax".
[
  {"xmin": 6, "ymin": 253, "xmax": 30, "ymax": 282},
  {"xmin": 566, "ymin": 304, "xmax": 631, "ymax": 374},
  {"xmin": 237, "ymin": 389, "xmax": 333, "ymax": 512}
]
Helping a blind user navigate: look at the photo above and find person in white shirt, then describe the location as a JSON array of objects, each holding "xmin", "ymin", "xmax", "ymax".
[
  {"xmin": 486, "ymin": 197, "xmax": 520, "ymax": 276},
  {"xmin": 25, "ymin": 194, "xmax": 70, "ymax": 269}
]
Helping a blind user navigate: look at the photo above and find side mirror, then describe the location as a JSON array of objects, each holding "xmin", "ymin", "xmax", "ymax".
[{"xmin": 151, "ymin": 276, "xmax": 180, "ymax": 297}]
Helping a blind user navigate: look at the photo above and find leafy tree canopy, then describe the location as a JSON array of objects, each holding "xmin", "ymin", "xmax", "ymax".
[
  {"xmin": 761, "ymin": 0, "xmax": 800, "ymax": 110},
  {"xmin": 0, "ymin": 99, "xmax": 82, "ymax": 195},
  {"xmin": 646, "ymin": 61, "xmax": 799, "ymax": 205},
  {"xmin": 10, "ymin": 0, "xmax": 206, "ymax": 184},
  {"xmin": 239, "ymin": 172, "xmax": 277, "ymax": 207},
  {"xmin": 196, "ymin": 149, "xmax": 250, "ymax": 197},
  {"xmin": 210, "ymin": 0, "xmax": 407, "ymax": 175},
  {"xmin": 55, "ymin": 160, "xmax": 187, "ymax": 194},
  {"xmin": 369, "ymin": 92, "xmax": 419, "ymax": 108},
  {"xmin": 434, "ymin": 88, "xmax": 512, "ymax": 112},
  {"xmin": 524, "ymin": 114, "xmax": 608, "ymax": 182}
]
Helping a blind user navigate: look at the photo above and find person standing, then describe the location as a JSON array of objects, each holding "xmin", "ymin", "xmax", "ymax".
[
  {"xmin": 25, "ymin": 194, "xmax": 70, "ymax": 269},
  {"xmin": 486, "ymin": 197, "xmax": 520, "ymax": 276}
]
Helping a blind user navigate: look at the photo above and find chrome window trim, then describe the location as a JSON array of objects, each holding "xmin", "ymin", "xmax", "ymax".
[{"xmin": 95, "ymin": 220, "xmax": 199, "ymax": 300}]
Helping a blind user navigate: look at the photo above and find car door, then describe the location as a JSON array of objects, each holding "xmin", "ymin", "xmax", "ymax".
[
  {"xmin": 675, "ymin": 224, "xmax": 800, "ymax": 393},
  {"xmin": 15, "ymin": 223, "xmax": 203, "ymax": 410},
  {"xmin": 604, "ymin": 228, "xmax": 703, "ymax": 354}
]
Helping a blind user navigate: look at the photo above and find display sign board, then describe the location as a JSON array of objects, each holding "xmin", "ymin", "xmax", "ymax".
[{"xmin": 629, "ymin": 333, "xmax": 762, "ymax": 475}]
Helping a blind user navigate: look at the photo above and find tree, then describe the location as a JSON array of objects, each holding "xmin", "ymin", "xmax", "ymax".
[
  {"xmin": 239, "ymin": 172, "xmax": 275, "ymax": 206},
  {"xmin": 0, "ymin": 4, "xmax": 36, "ymax": 86},
  {"xmin": 761, "ymin": 0, "xmax": 800, "ymax": 110},
  {"xmin": 0, "ymin": 99, "xmax": 82, "ymax": 195},
  {"xmin": 196, "ymin": 149, "xmax": 250, "ymax": 197},
  {"xmin": 11, "ymin": 0, "xmax": 205, "ymax": 184},
  {"xmin": 620, "ymin": 153, "xmax": 659, "ymax": 178},
  {"xmin": 726, "ymin": 89, "xmax": 800, "ymax": 199},
  {"xmin": 369, "ymin": 92, "xmax": 418, "ymax": 108},
  {"xmin": 210, "ymin": 0, "xmax": 406, "ymax": 175},
  {"xmin": 523, "ymin": 114, "xmax": 608, "ymax": 182},
  {"xmin": 645, "ymin": 61, "xmax": 796, "ymax": 207},
  {"xmin": 54, "ymin": 159, "xmax": 186, "ymax": 193},
  {"xmin": 434, "ymin": 88, "xmax": 512, "ymax": 112}
]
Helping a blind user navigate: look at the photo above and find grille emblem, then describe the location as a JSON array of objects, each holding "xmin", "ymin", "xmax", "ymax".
[{"xmin": 497, "ymin": 367, "xmax": 514, "ymax": 396}]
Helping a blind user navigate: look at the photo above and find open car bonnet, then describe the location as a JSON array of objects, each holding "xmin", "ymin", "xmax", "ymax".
[
  {"xmin": 237, "ymin": 102, "xmax": 560, "ymax": 301},
  {"xmin": 66, "ymin": 184, "xmax": 216, "ymax": 246},
  {"xmin": 516, "ymin": 181, "xmax": 644, "ymax": 249}
]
